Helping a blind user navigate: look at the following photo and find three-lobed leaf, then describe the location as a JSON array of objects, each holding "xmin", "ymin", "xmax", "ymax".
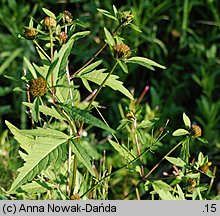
[
  {"xmin": 78, "ymin": 69, "xmax": 134, "ymax": 100},
  {"xmin": 6, "ymin": 121, "xmax": 69, "ymax": 193}
]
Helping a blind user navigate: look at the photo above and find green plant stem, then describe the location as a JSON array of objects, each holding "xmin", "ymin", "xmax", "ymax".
[
  {"xmin": 133, "ymin": 119, "xmax": 145, "ymax": 177},
  {"xmin": 70, "ymin": 154, "xmax": 78, "ymax": 196},
  {"xmin": 49, "ymin": 28, "xmax": 55, "ymax": 100},
  {"xmin": 89, "ymin": 61, "xmax": 118, "ymax": 109},
  {"xmin": 123, "ymin": 138, "xmax": 186, "ymax": 199},
  {"xmin": 144, "ymin": 139, "xmax": 185, "ymax": 180},
  {"xmin": 70, "ymin": 43, "xmax": 107, "ymax": 79},
  {"xmin": 33, "ymin": 40, "xmax": 51, "ymax": 61},
  {"xmin": 80, "ymin": 131, "xmax": 168, "ymax": 198},
  {"xmin": 78, "ymin": 61, "xmax": 118, "ymax": 134},
  {"xmin": 70, "ymin": 21, "xmax": 124, "ymax": 79}
]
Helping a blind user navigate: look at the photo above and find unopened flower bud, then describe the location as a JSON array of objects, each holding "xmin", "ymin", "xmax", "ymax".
[
  {"xmin": 58, "ymin": 31, "xmax": 68, "ymax": 44},
  {"xmin": 191, "ymin": 124, "xmax": 202, "ymax": 138},
  {"xmin": 200, "ymin": 162, "xmax": 212, "ymax": 173},
  {"xmin": 70, "ymin": 194, "xmax": 80, "ymax": 200},
  {"xmin": 113, "ymin": 43, "xmax": 131, "ymax": 59},
  {"xmin": 43, "ymin": 17, "xmax": 57, "ymax": 29},
  {"xmin": 125, "ymin": 111, "xmax": 135, "ymax": 121},
  {"xmin": 121, "ymin": 11, "xmax": 134, "ymax": 25},
  {"xmin": 29, "ymin": 77, "xmax": 47, "ymax": 97},
  {"xmin": 24, "ymin": 28, "xmax": 37, "ymax": 40},
  {"xmin": 63, "ymin": 10, "xmax": 73, "ymax": 23}
]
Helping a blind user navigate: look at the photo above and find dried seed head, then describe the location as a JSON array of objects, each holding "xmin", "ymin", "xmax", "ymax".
[
  {"xmin": 58, "ymin": 31, "xmax": 68, "ymax": 44},
  {"xmin": 121, "ymin": 11, "xmax": 134, "ymax": 25},
  {"xmin": 113, "ymin": 43, "xmax": 131, "ymax": 59},
  {"xmin": 200, "ymin": 162, "xmax": 212, "ymax": 173},
  {"xmin": 29, "ymin": 77, "xmax": 47, "ymax": 97},
  {"xmin": 70, "ymin": 194, "xmax": 80, "ymax": 200},
  {"xmin": 43, "ymin": 17, "xmax": 57, "ymax": 29},
  {"xmin": 191, "ymin": 124, "xmax": 202, "ymax": 138},
  {"xmin": 24, "ymin": 28, "xmax": 37, "ymax": 40},
  {"xmin": 63, "ymin": 10, "xmax": 73, "ymax": 23}
]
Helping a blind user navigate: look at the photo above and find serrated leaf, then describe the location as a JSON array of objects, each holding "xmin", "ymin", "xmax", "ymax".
[
  {"xmin": 61, "ymin": 105, "xmax": 115, "ymax": 134},
  {"xmin": 79, "ymin": 60, "xmax": 103, "ymax": 75},
  {"xmin": 108, "ymin": 139, "xmax": 135, "ymax": 162},
  {"xmin": 104, "ymin": 27, "xmax": 115, "ymax": 46},
  {"xmin": 71, "ymin": 139, "xmax": 95, "ymax": 176},
  {"xmin": 78, "ymin": 69, "xmax": 134, "ymax": 100},
  {"xmin": 183, "ymin": 112, "xmax": 191, "ymax": 128},
  {"xmin": 17, "ymin": 181, "xmax": 55, "ymax": 194},
  {"xmin": 126, "ymin": 56, "xmax": 166, "ymax": 70},
  {"xmin": 23, "ymin": 102, "xmax": 65, "ymax": 120},
  {"xmin": 5, "ymin": 121, "xmax": 69, "ymax": 193},
  {"xmin": 23, "ymin": 56, "xmax": 37, "ymax": 78},
  {"xmin": 166, "ymin": 156, "xmax": 186, "ymax": 168},
  {"xmin": 172, "ymin": 128, "xmax": 189, "ymax": 136},
  {"xmin": 42, "ymin": 8, "xmax": 56, "ymax": 19}
]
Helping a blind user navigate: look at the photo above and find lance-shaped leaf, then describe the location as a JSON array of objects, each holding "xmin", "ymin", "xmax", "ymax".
[
  {"xmin": 61, "ymin": 105, "xmax": 115, "ymax": 134},
  {"xmin": 71, "ymin": 139, "xmax": 96, "ymax": 176},
  {"xmin": 5, "ymin": 121, "xmax": 69, "ymax": 193},
  {"xmin": 78, "ymin": 69, "xmax": 134, "ymax": 100},
  {"xmin": 126, "ymin": 56, "xmax": 166, "ymax": 70}
]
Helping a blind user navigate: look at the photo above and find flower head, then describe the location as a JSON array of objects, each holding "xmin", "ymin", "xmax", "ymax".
[
  {"xmin": 29, "ymin": 77, "xmax": 47, "ymax": 97},
  {"xmin": 121, "ymin": 11, "xmax": 134, "ymax": 25},
  {"xmin": 191, "ymin": 124, "xmax": 202, "ymax": 138},
  {"xmin": 24, "ymin": 28, "xmax": 37, "ymax": 40},
  {"xmin": 63, "ymin": 10, "xmax": 73, "ymax": 23},
  {"xmin": 43, "ymin": 17, "xmax": 57, "ymax": 29},
  {"xmin": 200, "ymin": 162, "xmax": 212, "ymax": 173},
  {"xmin": 58, "ymin": 31, "xmax": 68, "ymax": 44},
  {"xmin": 113, "ymin": 43, "xmax": 131, "ymax": 60}
]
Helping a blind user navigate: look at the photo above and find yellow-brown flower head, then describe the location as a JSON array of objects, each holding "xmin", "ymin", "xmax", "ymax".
[
  {"xmin": 121, "ymin": 11, "xmax": 134, "ymax": 25},
  {"xmin": 29, "ymin": 77, "xmax": 47, "ymax": 97},
  {"xmin": 113, "ymin": 43, "xmax": 131, "ymax": 60},
  {"xmin": 200, "ymin": 162, "xmax": 212, "ymax": 173},
  {"xmin": 58, "ymin": 31, "xmax": 68, "ymax": 44},
  {"xmin": 70, "ymin": 194, "xmax": 80, "ymax": 200},
  {"xmin": 191, "ymin": 124, "xmax": 202, "ymax": 138},
  {"xmin": 63, "ymin": 10, "xmax": 73, "ymax": 23},
  {"xmin": 43, "ymin": 17, "xmax": 57, "ymax": 29},
  {"xmin": 24, "ymin": 28, "xmax": 37, "ymax": 40}
]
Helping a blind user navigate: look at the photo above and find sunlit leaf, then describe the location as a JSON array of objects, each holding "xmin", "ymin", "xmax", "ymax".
[{"xmin": 172, "ymin": 128, "xmax": 189, "ymax": 136}]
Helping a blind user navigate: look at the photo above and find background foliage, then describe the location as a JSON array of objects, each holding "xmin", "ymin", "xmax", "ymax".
[{"xmin": 0, "ymin": 0, "xmax": 220, "ymax": 199}]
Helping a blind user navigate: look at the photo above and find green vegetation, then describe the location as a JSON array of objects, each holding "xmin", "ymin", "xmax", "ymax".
[{"xmin": 0, "ymin": 0, "xmax": 219, "ymax": 200}]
